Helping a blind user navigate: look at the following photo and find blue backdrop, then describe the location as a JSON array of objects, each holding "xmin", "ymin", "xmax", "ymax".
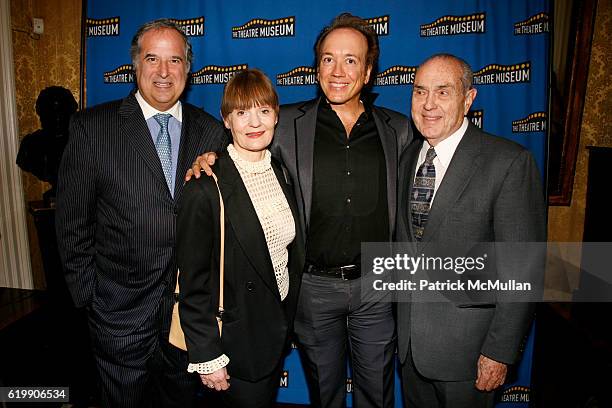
[{"xmin": 84, "ymin": 1, "xmax": 549, "ymax": 406}]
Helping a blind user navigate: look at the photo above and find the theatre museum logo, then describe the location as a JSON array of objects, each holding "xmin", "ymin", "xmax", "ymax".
[
  {"xmin": 276, "ymin": 66, "xmax": 317, "ymax": 87},
  {"xmin": 420, "ymin": 12, "xmax": 485, "ymax": 37},
  {"xmin": 190, "ymin": 64, "xmax": 248, "ymax": 85},
  {"xmin": 514, "ymin": 13, "xmax": 549, "ymax": 35},
  {"xmin": 365, "ymin": 15, "xmax": 390, "ymax": 36},
  {"xmin": 279, "ymin": 371, "xmax": 289, "ymax": 388},
  {"xmin": 232, "ymin": 16, "xmax": 295, "ymax": 39},
  {"xmin": 512, "ymin": 112, "xmax": 547, "ymax": 133},
  {"xmin": 346, "ymin": 378, "xmax": 353, "ymax": 393},
  {"xmin": 87, "ymin": 17, "xmax": 120, "ymax": 37},
  {"xmin": 473, "ymin": 62, "xmax": 531, "ymax": 85},
  {"xmin": 170, "ymin": 16, "xmax": 205, "ymax": 37},
  {"xmin": 467, "ymin": 109, "xmax": 484, "ymax": 129},
  {"xmin": 104, "ymin": 64, "xmax": 134, "ymax": 84},
  {"xmin": 497, "ymin": 386, "xmax": 530, "ymax": 403},
  {"xmin": 375, "ymin": 65, "xmax": 417, "ymax": 86}
]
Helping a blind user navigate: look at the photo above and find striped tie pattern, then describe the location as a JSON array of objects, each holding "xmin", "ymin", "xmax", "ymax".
[
  {"xmin": 153, "ymin": 113, "xmax": 173, "ymax": 190},
  {"xmin": 410, "ymin": 147, "xmax": 436, "ymax": 241}
]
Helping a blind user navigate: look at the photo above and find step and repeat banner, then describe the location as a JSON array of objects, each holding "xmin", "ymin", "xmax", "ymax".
[{"xmin": 84, "ymin": 1, "xmax": 549, "ymax": 406}]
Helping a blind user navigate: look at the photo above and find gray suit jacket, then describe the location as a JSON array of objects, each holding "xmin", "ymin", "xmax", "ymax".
[
  {"xmin": 56, "ymin": 93, "xmax": 226, "ymax": 335},
  {"xmin": 273, "ymin": 97, "xmax": 412, "ymax": 241},
  {"xmin": 396, "ymin": 123, "xmax": 546, "ymax": 381}
]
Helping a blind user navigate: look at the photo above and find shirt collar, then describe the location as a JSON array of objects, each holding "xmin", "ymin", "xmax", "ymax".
[
  {"xmin": 135, "ymin": 91, "xmax": 182, "ymax": 122},
  {"xmin": 420, "ymin": 117, "xmax": 469, "ymax": 168},
  {"xmin": 319, "ymin": 97, "xmax": 372, "ymax": 119}
]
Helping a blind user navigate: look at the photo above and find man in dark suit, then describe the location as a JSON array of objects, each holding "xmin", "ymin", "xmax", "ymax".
[
  {"xmin": 395, "ymin": 54, "xmax": 546, "ymax": 407},
  {"xmin": 271, "ymin": 14, "xmax": 411, "ymax": 408},
  {"xmin": 55, "ymin": 19, "xmax": 226, "ymax": 408}
]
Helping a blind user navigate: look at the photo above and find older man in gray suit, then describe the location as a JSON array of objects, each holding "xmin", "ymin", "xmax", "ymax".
[{"xmin": 395, "ymin": 54, "xmax": 546, "ymax": 407}]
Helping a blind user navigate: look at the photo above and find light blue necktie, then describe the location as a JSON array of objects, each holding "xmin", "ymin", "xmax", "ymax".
[
  {"xmin": 410, "ymin": 147, "xmax": 436, "ymax": 241},
  {"xmin": 153, "ymin": 113, "xmax": 173, "ymax": 190}
]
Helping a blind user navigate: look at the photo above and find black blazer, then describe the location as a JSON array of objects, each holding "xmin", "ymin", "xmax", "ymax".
[
  {"xmin": 273, "ymin": 97, "xmax": 412, "ymax": 241},
  {"xmin": 395, "ymin": 123, "xmax": 546, "ymax": 381},
  {"xmin": 177, "ymin": 152, "xmax": 305, "ymax": 382},
  {"xmin": 56, "ymin": 93, "xmax": 226, "ymax": 336}
]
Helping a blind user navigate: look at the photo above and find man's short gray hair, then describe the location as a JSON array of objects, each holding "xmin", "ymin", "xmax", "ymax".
[
  {"xmin": 418, "ymin": 53, "xmax": 474, "ymax": 93},
  {"xmin": 130, "ymin": 19, "xmax": 193, "ymax": 71}
]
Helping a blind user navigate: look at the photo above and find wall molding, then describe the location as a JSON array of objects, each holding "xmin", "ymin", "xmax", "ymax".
[{"xmin": 0, "ymin": 0, "xmax": 33, "ymax": 289}]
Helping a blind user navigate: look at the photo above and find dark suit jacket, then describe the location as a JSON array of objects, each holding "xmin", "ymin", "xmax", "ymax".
[
  {"xmin": 176, "ymin": 153, "xmax": 305, "ymax": 382},
  {"xmin": 396, "ymin": 123, "xmax": 546, "ymax": 381},
  {"xmin": 56, "ymin": 93, "xmax": 226, "ymax": 336},
  {"xmin": 273, "ymin": 97, "xmax": 412, "ymax": 240}
]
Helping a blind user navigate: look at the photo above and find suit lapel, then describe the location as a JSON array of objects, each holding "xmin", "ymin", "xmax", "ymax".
[
  {"xmin": 422, "ymin": 124, "xmax": 482, "ymax": 243},
  {"xmin": 174, "ymin": 103, "xmax": 203, "ymax": 201},
  {"xmin": 372, "ymin": 107, "xmax": 399, "ymax": 239},
  {"xmin": 272, "ymin": 162, "xmax": 299, "ymax": 238},
  {"xmin": 294, "ymin": 99, "xmax": 318, "ymax": 228},
  {"xmin": 271, "ymin": 161, "xmax": 304, "ymax": 293},
  {"xmin": 119, "ymin": 94, "xmax": 169, "ymax": 196},
  {"xmin": 218, "ymin": 155, "xmax": 280, "ymax": 300}
]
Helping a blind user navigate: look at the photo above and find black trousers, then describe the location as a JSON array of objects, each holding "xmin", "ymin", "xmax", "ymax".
[
  {"xmin": 87, "ymin": 293, "xmax": 200, "ymax": 408},
  {"xmin": 294, "ymin": 273, "xmax": 396, "ymax": 408},
  {"xmin": 400, "ymin": 345, "xmax": 495, "ymax": 408}
]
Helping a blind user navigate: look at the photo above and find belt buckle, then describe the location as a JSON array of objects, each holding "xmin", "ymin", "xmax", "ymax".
[{"xmin": 340, "ymin": 264, "xmax": 356, "ymax": 280}]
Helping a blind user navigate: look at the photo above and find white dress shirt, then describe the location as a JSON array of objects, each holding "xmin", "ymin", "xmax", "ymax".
[
  {"xmin": 135, "ymin": 91, "xmax": 182, "ymax": 196},
  {"xmin": 414, "ymin": 118, "xmax": 469, "ymax": 203}
]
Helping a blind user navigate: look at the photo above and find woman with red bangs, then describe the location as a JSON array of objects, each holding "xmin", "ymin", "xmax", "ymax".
[{"xmin": 176, "ymin": 68, "xmax": 304, "ymax": 407}]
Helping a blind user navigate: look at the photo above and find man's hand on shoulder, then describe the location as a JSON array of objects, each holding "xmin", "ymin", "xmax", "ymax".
[{"xmin": 185, "ymin": 152, "xmax": 217, "ymax": 181}]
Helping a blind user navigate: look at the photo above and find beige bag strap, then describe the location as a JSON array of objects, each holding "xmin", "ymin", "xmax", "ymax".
[
  {"xmin": 211, "ymin": 173, "xmax": 225, "ymax": 331},
  {"xmin": 174, "ymin": 172, "xmax": 225, "ymax": 334}
]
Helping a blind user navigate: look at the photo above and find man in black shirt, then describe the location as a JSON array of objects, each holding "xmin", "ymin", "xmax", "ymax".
[
  {"xmin": 190, "ymin": 13, "xmax": 411, "ymax": 407},
  {"xmin": 272, "ymin": 14, "xmax": 411, "ymax": 408},
  {"xmin": 307, "ymin": 100, "xmax": 388, "ymax": 271}
]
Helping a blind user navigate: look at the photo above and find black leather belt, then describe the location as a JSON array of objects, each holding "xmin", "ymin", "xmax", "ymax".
[{"xmin": 305, "ymin": 263, "xmax": 360, "ymax": 280}]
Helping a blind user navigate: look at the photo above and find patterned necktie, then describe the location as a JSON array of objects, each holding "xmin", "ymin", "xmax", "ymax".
[
  {"xmin": 153, "ymin": 113, "xmax": 173, "ymax": 190},
  {"xmin": 410, "ymin": 147, "xmax": 437, "ymax": 241}
]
